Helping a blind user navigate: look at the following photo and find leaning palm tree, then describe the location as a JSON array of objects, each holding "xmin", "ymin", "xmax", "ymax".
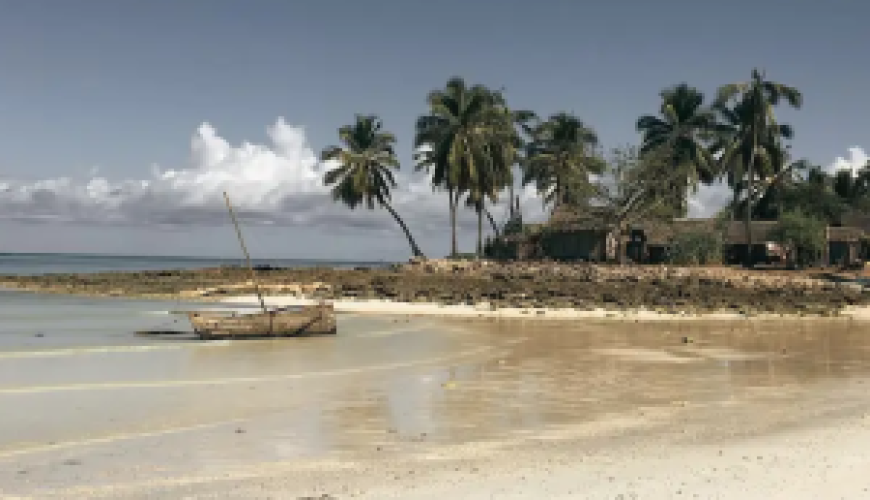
[
  {"xmin": 322, "ymin": 115, "xmax": 425, "ymax": 257},
  {"xmin": 636, "ymin": 83, "xmax": 719, "ymax": 217},
  {"xmin": 414, "ymin": 77, "xmax": 513, "ymax": 257},
  {"xmin": 715, "ymin": 69, "xmax": 802, "ymax": 267},
  {"xmin": 523, "ymin": 112, "xmax": 604, "ymax": 212}
]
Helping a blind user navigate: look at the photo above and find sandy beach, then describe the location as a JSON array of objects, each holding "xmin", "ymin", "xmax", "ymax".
[
  {"xmin": 222, "ymin": 293, "xmax": 870, "ymax": 321},
  {"xmin": 2, "ymin": 291, "xmax": 870, "ymax": 499}
]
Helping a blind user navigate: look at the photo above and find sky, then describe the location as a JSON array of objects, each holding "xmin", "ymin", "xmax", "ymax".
[{"xmin": 0, "ymin": 0, "xmax": 868, "ymax": 260}]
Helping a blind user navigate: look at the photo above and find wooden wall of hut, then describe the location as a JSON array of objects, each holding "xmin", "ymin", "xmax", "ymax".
[{"xmin": 540, "ymin": 229, "xmax": 608, "ymax": 262}]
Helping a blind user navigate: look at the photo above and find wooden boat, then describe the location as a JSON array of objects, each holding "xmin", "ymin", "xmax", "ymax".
[
  {"xmin": 183, "ymin": 191, "xmax": 338, "ymax": 340},
  {"xmin": 187, "ymin": 303, "xmax": 336, "ymax": 340}
]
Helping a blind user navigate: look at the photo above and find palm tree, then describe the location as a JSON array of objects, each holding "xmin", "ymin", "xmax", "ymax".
[
  {"xmin": 716, "ymin": 69, "xmax": 802, "ymax": 267},
  {"xmin": 465, "ymin": 139, "xmax": 515, "ymax": 256},
  {"xmin": 711, "ymin": 97, "xmax": 795, "ymax": 221},
  {"xmin": 522, "ymin": 112, "xmax": 604, "ymax": 213},
  {"xmin": 414, "ymin": 77, "xmax": 513, "ymax": 257},
  {"xmin": 833, "ymin": 165, "xmax": 870, "ymax": 204},
  {"xmin": 636, "ymin": 83, "xmax": 719, "ymax": 217},
  {"xmin": 322, "ymin": 115, "xmax": 425, "ymax": 258},
  {"xmin": 474, "ymin": 90, "xmax": 527, "ymax": 247},
  {"xmin": 506, "ymin": 109, "xmax": 539, "ymax": 222}
]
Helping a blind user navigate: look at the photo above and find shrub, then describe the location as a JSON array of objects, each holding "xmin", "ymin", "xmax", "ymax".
[
  {"xmin": 667, "ymin": 230, "xmax": 723, "ymax": 265},
  {"xmin": 502, "ymin": 214, "xmax": 524, "ymax": 236},
  {"xmin": 769, "ymin": 210, "xmax": 825, "ymax": 268}
]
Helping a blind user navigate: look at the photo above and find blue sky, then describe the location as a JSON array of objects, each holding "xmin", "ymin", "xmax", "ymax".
[{"xmin": 0, "ymin": 0, "xmax": 868, "ymax": 259}]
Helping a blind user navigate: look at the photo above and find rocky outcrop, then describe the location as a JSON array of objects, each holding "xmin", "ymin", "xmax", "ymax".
[{"xmin": 2, "ymin": 259, "xmax": 866, "ymax": 316}]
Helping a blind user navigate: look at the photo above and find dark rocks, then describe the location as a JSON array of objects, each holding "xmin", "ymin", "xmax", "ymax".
[{"xmin": 3, "ymin": 259, "xmax": 867, "ymax": 317}]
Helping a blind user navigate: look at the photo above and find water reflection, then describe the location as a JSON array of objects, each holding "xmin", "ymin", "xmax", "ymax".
[{"xmin": 2, "ymin": 316, "xmax": 870, "ymax": 468}]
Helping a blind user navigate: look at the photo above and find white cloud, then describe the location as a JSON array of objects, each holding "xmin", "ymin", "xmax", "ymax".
[
  {"xmin": 0, "ymin": 118, "xmax": 545, "ymax": 237},
  {"xmin": 825, "ymin": 146, "xmax": 869, "ymax": 176},
  {"xmin": 687, "ymin": 181, "xmax": 732, "ymax": 218},
  {"xmin": 25, "ymin": 115, "xmax": 852, "ymax": 237}
]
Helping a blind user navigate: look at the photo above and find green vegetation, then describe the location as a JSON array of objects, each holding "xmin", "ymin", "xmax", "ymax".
[
  {"xmin": 319, "ymin": 70, "xmax": 870, "ymax": 263},
  {"xmin": 769, "ymin": 210, "xmax": 826, "ymax": 268},
  {"xmin": 668, "ymin": 231, "xmax": 724, "ymax": 266},
  {"xmin": 714, "ymin": 70, "xmax": 803, "ymax": 267},
  {"xmin": 321, "ymin": 115, "xmax": 425, "ymax": 258},
  {"xmin": 637, "ymin": 83, "xmax": 719, "ymax": 217},
  {"xmin": 523, "ymin": 112, "xmax": 604, "ymax": 212}
]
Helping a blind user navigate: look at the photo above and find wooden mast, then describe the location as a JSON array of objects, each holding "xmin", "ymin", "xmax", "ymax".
[{"xmin": 223, "ymin": 191, "xmax": 268, "ymax": 315}]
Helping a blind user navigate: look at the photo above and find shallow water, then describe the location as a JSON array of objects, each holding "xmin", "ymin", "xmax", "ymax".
[
  {"xmin": 0, "ymin": 289, "xmax": 219, "ymax": 352},
  {"xmin": 2, "ymin": 293, "xmax": 870, "ymax": 496}
]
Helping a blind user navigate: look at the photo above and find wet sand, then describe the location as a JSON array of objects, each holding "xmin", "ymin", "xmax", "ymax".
[{"xmin": 2, "ymin": 312, "xmax": 870, "ymax": 498}]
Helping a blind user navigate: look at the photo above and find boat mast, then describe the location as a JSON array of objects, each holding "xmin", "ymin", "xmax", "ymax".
[{"xmin": 222, "ymin": 191, "xmax": 269, "ymax": 315}]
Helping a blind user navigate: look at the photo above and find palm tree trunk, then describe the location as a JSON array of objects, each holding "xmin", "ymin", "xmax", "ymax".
[
  {"xmin": 616, "ymin": 224, "xmax": 626, "ymax": 265},
  {"xmin": 383, "ymin": 201, "xmax": 425, "ymax": 258},
  {"xmin": 484, "ymin": 206, "xmax": 500, "ymax": 237},
  {"xmin": 744, "ymin": 136, "xmax": 757, "ymax": 269},
  {"xmin": 731, "ymin": 186, "xmax": 739, "ymax": 221},
  {"xmin": 508, "ymin": 182, "xmax": 515, "ymax": 219},
  {"xmin": 448, "ymin": 187, "xmax": 458, "ymax": 257},
  {"xmin": 476, "ymin": 207, "xmax": 483, "ymax": 258}
]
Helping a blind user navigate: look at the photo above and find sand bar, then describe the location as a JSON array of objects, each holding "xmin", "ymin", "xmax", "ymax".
[{"xmin": 222, "ymin": 294, "xmax": 870, "ymax": 321}]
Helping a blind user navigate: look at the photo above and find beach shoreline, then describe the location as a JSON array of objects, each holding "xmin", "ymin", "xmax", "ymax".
[
  {"xmin": 3, "ymin": 288, "xmax": 870, "ymax": 498},
  {"xmin": 221, "ymin": 294, "xmax": 870, "ymax": 321},
  {"xmin": 6, "ymin": 315, "xmax": 869, "ymax": 499},
  {"xmin": 4, "ymin": 258, "xmax": 870, "ymax": 321}
]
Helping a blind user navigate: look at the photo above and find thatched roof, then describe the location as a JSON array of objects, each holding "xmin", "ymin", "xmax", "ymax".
[
  {"xmin": 723, "ymin": 221, "xmax": 864, "ymax": 244},
  {"xmin": 632, "ymin": 219, "xmax": 721, "ymax": 245},
  {"xmin": 634, "ymin": 219, "xmax": 788, "ymax": 246},
  {"xmin": 839, "ymin": 211, "xmax": 870, "ymax": 232},
  {"xmin": 545, "ymin": 207, "xmax": 869, "ymax": 246},
  {"xmin": 828, "ymin": 226, "xmax": 864, "ymax": 242},
  {"xmin": 722, "ymin": 220, "xmax": 780, "ymax": 245},
  {"xmin": 547, "ymin": 205, "xmax": 612, "ymax": 230}
]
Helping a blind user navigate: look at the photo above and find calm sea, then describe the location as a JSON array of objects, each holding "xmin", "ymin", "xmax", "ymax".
[
  {"xmin": 0, "ymin": 252, "xmax": 392, "ymax": 276},
  {"xmin": 0, "ymin": 253, "xmax": 388, "ymax": 352}
]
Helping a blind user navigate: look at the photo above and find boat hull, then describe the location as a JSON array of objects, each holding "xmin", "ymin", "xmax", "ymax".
[{"xmin": 186, "ymin": 304, "xmax": 337, "ymax": 339}]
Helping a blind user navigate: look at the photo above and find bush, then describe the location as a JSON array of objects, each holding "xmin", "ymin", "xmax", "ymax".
[
  {"xmin": 770, "ymin": 210, "xmax": 825, "ymax": 268},
  {"xmin": 502, "ymin": 214, "xmax": 524, "ymax": 236},
  {"xmin": 667, "ymin": 230, "xmax": 723, "ymax": 265}
]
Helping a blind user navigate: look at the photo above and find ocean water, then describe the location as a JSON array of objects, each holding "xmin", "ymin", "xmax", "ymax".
[
  {"xmin": 0, "ymin": 288, "xmax": 232, "ymax": 352},
  {"xmin": 0, "ymin": 252, "xmax": 392, "ymax": 276},
  {"xmin": 0, "ymin": 253, "xmax": 391, "ymax": 352}
]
